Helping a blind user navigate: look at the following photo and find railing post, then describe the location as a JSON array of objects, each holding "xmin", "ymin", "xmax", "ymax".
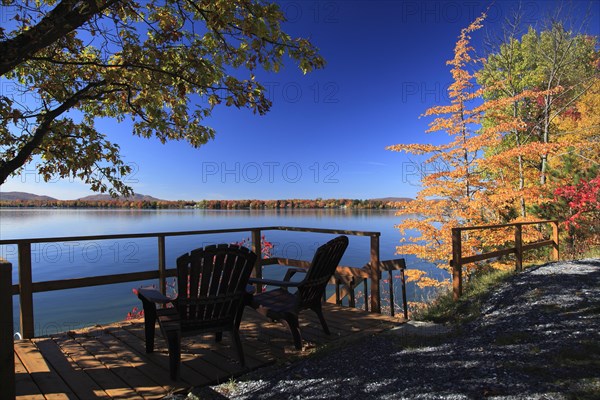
[
  {"xmin": 515, "ymin": 224, "xmax": 523, "ymax": 272},
  {"xmin": 370, "ymin": 234, "xmax": 381, "ymax": 313},
  {"xmin": 400, "ymin": 268, "xmax": 408, "ymax": 320},
  {"xmin": 552, "ymin": 221, "xmax": 560, "ymax": 260},
  {"xmin": 251, "ymin": 229, "xmax": 262, "ymax": 291},
  {"xmin": 363, "ymin": 280, "xmax": 368, "ymax": 312},
  {"xmin": 388, "ymin": 269, "xmax": 395, "ymax": 317},
  {"xmin": 349, "ymin": 277, "xmax": 356, "ymax": 308},
  {"xmin": 0, "ymin": 259, "xmax": 15, "ymax": 400},
  {"xmin": 451, "ymin": 228, "xmax": 462, "ymax": 301},
  {"xmin": 18, "ymin": 243, "xmax": 34, "ymax": 339},
  {"xmin": 158, "ymin": 236, "xmax": 166, "ymax": 295}
]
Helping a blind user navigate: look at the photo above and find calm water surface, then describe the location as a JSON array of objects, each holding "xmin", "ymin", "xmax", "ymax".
[{"xmin": 0, "ymin": 208, "xmax": 440, "ymax": 336}]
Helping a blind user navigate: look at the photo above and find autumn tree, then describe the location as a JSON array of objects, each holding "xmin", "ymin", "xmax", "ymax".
[
  {"xmin": 533, "ymin": 23, "xmax": 598, "ymax": 185},
  {"xmin": 533, "ymin": 156, "xmax": 599, "ymax": 256},
  {"xmin": 478, "ymin": 20, "xmax": 544, "ymax": 219},
  {"xmin": 0, "ymin": 0, "xmax": 324, "ymax": 195},
  {"xmin": 387, "ymin": 14, "xmax": 500, "ymax": 277},
  {"xmin": 479, "ymin": 21, "xmax": 598, "ymax": 218},
  {"xmin": 553, "ymin": 77, "xmax": 600, "ymax": 170},
  {"xmin": 532, "ymin": 78, "xmax": 600, "ymax": 255}
]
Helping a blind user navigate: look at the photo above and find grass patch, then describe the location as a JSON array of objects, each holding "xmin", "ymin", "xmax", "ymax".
[
  {"xmin": 412, "ymin": 268, "xmax": 513, "ymax": 325},
  {"xmin": 580, "ymin": 246, "xmax": 600, "ymax": 259},
  {"xmin": 219, "ymin": 378, "xmax": 238, "ymax": 396}
]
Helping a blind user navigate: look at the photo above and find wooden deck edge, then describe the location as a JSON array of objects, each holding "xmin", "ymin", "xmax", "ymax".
[{"xmin": 14, "ymin": 304, "xmax": 408, "ymax": 398}]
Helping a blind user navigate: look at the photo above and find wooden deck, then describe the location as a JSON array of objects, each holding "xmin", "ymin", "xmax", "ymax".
[{"xmin": 14, "ymin": 303, "xmax": 402, "ymax": 399}]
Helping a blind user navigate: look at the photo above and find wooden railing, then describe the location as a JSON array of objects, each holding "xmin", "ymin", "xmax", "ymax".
[
  {"xmin": 451, "ymin": 220, "xmax": 560, "ymax": 300},
  {"xmin": 330, "ymin": 258, "xmax": 407, "ymax": 318},
  {"xmin": 0, "ymin": 226, "xmax": 408, "ymax": 341}
]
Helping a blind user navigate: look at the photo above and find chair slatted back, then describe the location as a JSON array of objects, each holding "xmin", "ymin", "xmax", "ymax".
[
  {"xmin": 175, "ymin": 244, "xmax": 256, "ymax": 332},
  {"xmin": 298, "ymin": 235, "xmax": 349, "ymax": 308}
]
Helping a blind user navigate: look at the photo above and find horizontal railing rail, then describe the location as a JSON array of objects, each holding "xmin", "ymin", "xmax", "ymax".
[
  {"xmin": 0, "ymin": 226, "xmax": 380, "ymax": 246},
  {"xmin": 451, "ymin": 220, "xmax": 559, "ymax": 300},
  {"xmin": 260, "ymin": 256, "xmax": 408, "ymax": 318},
  {"xmin": 1, "ymin": 226, "xmax": 397, "ymax": 339}
]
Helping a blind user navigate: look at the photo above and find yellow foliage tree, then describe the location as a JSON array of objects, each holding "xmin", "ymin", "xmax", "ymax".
[
  {"xmin": 553, "ymin": 77, "xmax": 600, "ymax": 174},
  {"xmin": 478, "ymin": 25, "xmax": 598, "ymax": 220},
  {"xmin": 387, "ymin": 14, "xmax": 504, "ymax": 280}
]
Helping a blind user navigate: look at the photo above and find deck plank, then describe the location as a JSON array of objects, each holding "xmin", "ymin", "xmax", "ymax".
[
  {"xmin": 14, "ymin": 340, "xmax": 75, "ymax": 400},
  {"xmin": 92, "ymin": 330, "xmax": 188, "ymax": 393},
  {"xmin": 32, "ymin": 338, "xmax": 110, "ymax": 399},
  {"xmin": 52, "ymin": 336, "xmax": 143, "ymax": 399},
  {"xmin": 121, "ymin": 323, "xmax": 247, "ymax": 382},
  {"xmin": 125, "ymin": 317, "xmax": 275, "ymax": 368},
  {"xmin": 67, "ymin": 330, "xmax": 166, "ymax": 399},
  {"xmin": 14, "ymin": 351, "xmax": 45, "ymax": 400},
  {"xmin": 108, "ymin": 324, "xmax": 211, "ymax": 387},
  {"xmin": 117, "ymin": 322, "xmax": 231, "ymax": 385}
]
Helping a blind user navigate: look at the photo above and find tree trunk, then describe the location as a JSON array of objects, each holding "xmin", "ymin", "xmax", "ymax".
[
  {"xmin": 513, "ymin": 102, "xmax": 527, "ymax": 218},
  {"xmin": 0, "ymin": 80, "xmax": 106, "ymax": 184},
  {"xmin": 540, "ymin": 94, "xmax": 551, "ymax": 185},
  {"xmin": 0, "ymin": 0, "xmax": 121, "ymax": 76}
]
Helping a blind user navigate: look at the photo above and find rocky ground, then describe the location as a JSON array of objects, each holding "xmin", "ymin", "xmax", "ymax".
[{"xmin": 195, "ymin": 259, "xmax": 600, "ymax": 399}]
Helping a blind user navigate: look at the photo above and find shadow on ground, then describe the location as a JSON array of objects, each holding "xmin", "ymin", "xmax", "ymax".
[{"xmin": 215, "ymin": 259, "xmax": 600, "ymax": 399}]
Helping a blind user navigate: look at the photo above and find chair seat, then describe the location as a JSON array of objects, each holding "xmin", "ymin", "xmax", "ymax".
[
  {"xmin": 252, "ymin": 288, "xmax": 299, "ymax": 314},
  {"xmin": 157, "ymin": 307, "xmax": 180, "ymax": 324}
]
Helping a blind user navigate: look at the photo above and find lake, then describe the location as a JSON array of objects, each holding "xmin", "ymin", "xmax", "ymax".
[{"xmin": 0, "ymin": 208, "xmax": 442, "ymax": 336}]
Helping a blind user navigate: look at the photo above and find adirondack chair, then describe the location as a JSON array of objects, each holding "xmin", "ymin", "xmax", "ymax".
[
  {"xmin": 137, "ymin": 244, "xmax": 257, "ymax": 380},
  {"xmin": 249, "ymin": 235, "xmax": 349, "ymax": 350}
]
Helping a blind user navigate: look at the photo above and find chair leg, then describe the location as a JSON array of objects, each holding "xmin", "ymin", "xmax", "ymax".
[
  {"xmin": 165, "ymin": 329, "xmax": 181, "ymax": 381},
  {"xmin": 215, "ymin": 332, "xmax": 223, "ymax": 342},
  {"xmin": 140, "ymin": 298, "xmax": 157, "ymax": 353},
  {"xmin": 313, "ymin": 304, "xmax": 330, "ymax": 335},
  {"xmin": 282, "ymin": 314, "xmax": 302, "ymax": 350},
  {"xmin": 232, "ymin": 330, "xmax": 246, "ymax": 367}
]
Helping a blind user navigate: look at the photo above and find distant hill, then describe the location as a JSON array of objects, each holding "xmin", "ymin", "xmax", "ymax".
[
  {"xmin": 0, "ymin": 191, "xmax": 165, "ymax": 202},
  {"xmin": 370, "ymin": 197, "xmax": 413, "ymax": 202},
  {"xmin": 0, "ymin": 191, "xmax": 57, "ymax": 201},
  {"xmin": 77, "ymin": 193, "xmax": 163, "ymax": 202}
]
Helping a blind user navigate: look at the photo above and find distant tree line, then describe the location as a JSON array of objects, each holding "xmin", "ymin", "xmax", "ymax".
[
  {"xmin": 0, "ymin": 198, "xmax": 408, "ymax": 210},
  {"xmin": 0, "ymin": 199, "xmax": 196, "ymax": 209},
  {"xmin": 194, "ymin": 199, "xmax": 406, "ymax": 209}
]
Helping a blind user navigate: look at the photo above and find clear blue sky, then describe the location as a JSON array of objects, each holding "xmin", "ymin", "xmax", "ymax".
[{"xmin": 3, "ymin": 0, "xmax": 599, "ymax": 200}]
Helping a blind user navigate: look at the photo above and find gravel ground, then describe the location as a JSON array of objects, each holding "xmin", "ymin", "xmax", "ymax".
[{"xmin": 203, "ymin": 259, "xmax": 600, "ymax": 400}]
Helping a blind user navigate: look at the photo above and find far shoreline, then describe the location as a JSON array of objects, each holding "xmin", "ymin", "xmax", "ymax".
[
  {"xmin": 0, "ymin": 205, "xmax": 404, "ymax": 211},
  {"xmin": 0, "ymin": 197, "xmax": 411, "ymax": 211}
]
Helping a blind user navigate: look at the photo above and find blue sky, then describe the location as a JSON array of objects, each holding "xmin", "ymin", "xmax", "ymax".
[{"xmin": 2, "ymin": 0, "xmax": 599, "ymax": 200}]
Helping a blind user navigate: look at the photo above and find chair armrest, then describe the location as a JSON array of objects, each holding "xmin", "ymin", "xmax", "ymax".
[
  {"xmin": 136, "ymin": 287, "xmax": 173, "ymax": 304},
  {"xmin": 283, "ymin": 267, "xmax": 308, "ymax": 282},
  {"xmin": 249, "ymin": 277, "xmax": 301, "ymax": 288}
]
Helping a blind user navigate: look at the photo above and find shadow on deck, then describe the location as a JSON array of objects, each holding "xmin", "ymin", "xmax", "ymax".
[{"xmin": 14, "ymin": 303, "xmax": 403, "ymax": 399}]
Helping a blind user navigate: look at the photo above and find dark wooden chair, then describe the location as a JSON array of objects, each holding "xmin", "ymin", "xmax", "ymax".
[
  {"xmin": 137, "ymin": 244, "xmax": 257, "ymax": 380},
  {"xmin": 249, "ymin": 235, "xmax": 349, "ymax": 350}
]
